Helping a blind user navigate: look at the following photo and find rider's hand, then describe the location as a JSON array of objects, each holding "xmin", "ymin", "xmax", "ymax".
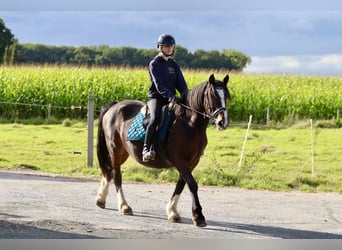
[{"xmin": 169, "ymin": 96, "xmax": 182, "ymax": 104}]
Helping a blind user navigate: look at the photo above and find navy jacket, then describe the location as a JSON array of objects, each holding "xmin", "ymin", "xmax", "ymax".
[{"xmin": 148, "ymin": 54, "xmax": 188, "ymax": 102}]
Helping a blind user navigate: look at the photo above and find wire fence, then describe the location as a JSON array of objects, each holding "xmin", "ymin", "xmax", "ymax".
[
  {"xmin": 1, "ymin": 96, "xmax": 341, "ymax": 172},
  {"xmin": 0, "ymin": 100, "xmax": 103, "ymax": 122}
]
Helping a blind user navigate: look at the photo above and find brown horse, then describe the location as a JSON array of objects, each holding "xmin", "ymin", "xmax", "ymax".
[{"xmin": 95, "ymin": 74, "xmax": 231, "ymax": 227}]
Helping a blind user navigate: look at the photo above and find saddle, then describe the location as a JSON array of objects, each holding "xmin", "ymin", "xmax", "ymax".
[{"xmin": 126, "ymin": 104, "xmax": 174, "ymax": 141}]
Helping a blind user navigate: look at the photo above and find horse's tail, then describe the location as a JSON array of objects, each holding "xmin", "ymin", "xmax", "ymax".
[{"xmin": 97, "ymin": 100, "xmax": 118, "ymax": 178}]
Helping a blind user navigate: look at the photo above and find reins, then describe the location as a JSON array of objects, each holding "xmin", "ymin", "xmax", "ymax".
[{"xmin": 177, "ymin": 102, "xmax": 212, "ymax": 119}]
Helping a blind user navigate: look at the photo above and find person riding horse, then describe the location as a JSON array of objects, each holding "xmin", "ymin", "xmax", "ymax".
[{"xmin": 143, "ymin": 34, "xmax": 189, "ymax": 162}]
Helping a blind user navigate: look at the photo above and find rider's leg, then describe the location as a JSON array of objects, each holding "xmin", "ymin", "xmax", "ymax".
[
  {"xmin": 142, "ymin": 98, "xmax": 162, "ymax": 162},
  {"xmin": 142, "ymin": 125, "xmax": 156, "ymax": 162}
]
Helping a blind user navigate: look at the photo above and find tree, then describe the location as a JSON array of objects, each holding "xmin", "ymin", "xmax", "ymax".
[
  {"xmin": 192, "ymin": 49, "xmax": 223, "ymax": 69},
  {"xmin": 174, "ymin": 45, "xmax": 193, "ymax": 68},
  {"xmin": 73, "ymin": 46, "xmax": 97, "ymax": 65},
  {"xmin": 221, "ymin": 49, "xmax": 251, "ymax": 71},
  {"xmin": 15, "ymin": 42, "xmax": 252, "ymax": 71},
  {"xmin": 3, "ymin": 38, "xmax": 18, "ymax": 64},
  {"xmin": 0, "ymin": 18, "xmax": 15, "ymax": 63}
]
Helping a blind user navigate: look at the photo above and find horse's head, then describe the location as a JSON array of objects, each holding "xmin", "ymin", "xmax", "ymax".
[{"xmin": 205, "ymin": 74, "xmax": 231, "ymax": 130}]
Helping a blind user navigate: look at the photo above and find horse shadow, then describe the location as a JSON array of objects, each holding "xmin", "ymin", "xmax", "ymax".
[
  {"xmin": 111, "ymin": 208, "xmax": 342, "ymax": 239},
  {"xmin": 105, "ymin": 207, "xmax": 167, "ymax": 221},
  {"xmin": 204, "ymin": 220, "xmax": 342, "ymax": 239}
]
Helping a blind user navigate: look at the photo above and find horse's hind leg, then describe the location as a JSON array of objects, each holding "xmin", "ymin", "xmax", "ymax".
[
  {"xmin": 95, "ymin": 162, "xmax": 133, "ymax": 215},
  {"xmin": 166, "ymin": 177, "xmax": 185, "ymax": 223},
  {"xmin": 96, "ymin": 176, "xmax": 110, "ymax": 209},
  {"xmin": 113, "ymin": 164, "xmax": 133, "ymax": 215}
]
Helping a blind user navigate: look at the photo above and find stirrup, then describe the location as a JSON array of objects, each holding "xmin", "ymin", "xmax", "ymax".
[{"xmin": 142, "ymin": 149, "xmax": 156, "ymax": 162}]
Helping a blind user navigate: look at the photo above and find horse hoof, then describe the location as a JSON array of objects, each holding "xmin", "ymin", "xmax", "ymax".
[
  {"xmin": 96, "ymin": 201, "xmax": 106, "ymax": 209},
  {"xmin": 168, "ymin": 215, "xmax": 181, "ymax": 223},
  {"xmin": 120, "ymin": 205, "xmax": 133, "ymax": 215},
  {"xmin": 193, "ymin": 218, "xmax": 207, "ymax": 227}
]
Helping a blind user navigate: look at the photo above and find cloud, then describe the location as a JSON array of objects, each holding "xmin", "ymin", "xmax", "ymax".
[
  {"xmin": 245, "ymin": 54, "xmax": 342, "ymax": 75},
  {"xmin": 2, "ymin": 11, "xmax": 342, "ymax": 55},
  {"xmin": 2, "ymin": 0, "xmax": 342, "ymax": 11},
  {"xmin": 2, "ymin": 11, "xmax": 342, "ymax": 75},
  {"xmin": 308, "ymin": 55, "xmax": 342, "ymax": 73}
]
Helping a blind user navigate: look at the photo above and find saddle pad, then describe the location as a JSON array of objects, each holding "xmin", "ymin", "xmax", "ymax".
[
  {"xmin": 158, "ymin": 110, "xmax": 173, "ymax": 141},
  {"xmin": 126, "ymin": 112, "xmax": 146, "ymax": 141},
  {"xmin": 126, "ymin": 109, "xmax": 174, "ymax": 141}
]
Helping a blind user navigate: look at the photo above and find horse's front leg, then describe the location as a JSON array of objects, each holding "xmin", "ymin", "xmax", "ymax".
[
  {"xmin": 183, "ymin": 172, "xmax": 207, "ymax": 227},
  {"xmin": 166, "ymin": 177, "xmax": 186, "ymax": 223}
]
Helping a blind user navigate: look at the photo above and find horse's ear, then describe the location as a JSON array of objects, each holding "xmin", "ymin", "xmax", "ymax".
[
  {"xmin": 223, "ymin": 74, "xmax": 229, "ymax": 85},
  {"xmin": 209, "ymin": 74, "xmax": 215, "ymax": 85}
]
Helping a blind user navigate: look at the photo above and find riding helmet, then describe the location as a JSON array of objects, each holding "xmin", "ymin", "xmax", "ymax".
[{"xmin": 157, "ymin": 34, "xmax": 176, "ymax": 48}]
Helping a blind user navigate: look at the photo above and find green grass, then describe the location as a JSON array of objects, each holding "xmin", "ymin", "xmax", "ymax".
[
  {"xmin": 1, "ymin": 120, "xmax": 342, "ymax": 193},
  {"xmin": 0, "ymin": 120, "xmax": 99, "ymax": 177}
]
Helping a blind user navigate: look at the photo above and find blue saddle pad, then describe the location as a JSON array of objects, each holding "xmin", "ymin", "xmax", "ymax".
[
  {"xmin": 126, "ymin": 110, "xmax": 173, "ymax": 141},
  {"xmin": 126, "ymin": 112, "xmax": 146, "ymax": 141}
]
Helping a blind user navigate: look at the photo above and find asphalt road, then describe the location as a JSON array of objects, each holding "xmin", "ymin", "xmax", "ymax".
[{"xmin": 1, "ymin": 169, "xmax": 342, "ymax": 239}]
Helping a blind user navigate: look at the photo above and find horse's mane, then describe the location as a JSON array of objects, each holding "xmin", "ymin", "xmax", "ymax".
[
  {"xmin": 183, "ymin": 81, "xmax": 208, "ymax": 111},
  {"xmin": 173, "ymin": 81, "xmax": 209, "ymax": 117}
]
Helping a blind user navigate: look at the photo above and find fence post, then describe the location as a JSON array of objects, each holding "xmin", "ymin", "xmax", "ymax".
[
  {"xmin": 310, "ymin": 119, "xmax": 315, "ymax": 176},
  {"xmin": 337, "ymin": 109, "xmax": 340, "ymax": 120},
  {"xmin": 266, "ymin": 106, "xmax": 270, "ymax": 126},
  {"xmin": 87, "ymin": 94, "xmax": 95, "ymax": 167},
  {"xmin": 47, "ymin": 104, "xmax": 51, "ymax": 124},
  {"xmin": 238, "ymin": 115, "xmax": 253, "ymax": 169}
]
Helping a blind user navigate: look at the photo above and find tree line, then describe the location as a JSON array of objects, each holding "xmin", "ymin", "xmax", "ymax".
[{"xmin": 1, "ymin": 18, "xmax": 251, "ymax": 71}]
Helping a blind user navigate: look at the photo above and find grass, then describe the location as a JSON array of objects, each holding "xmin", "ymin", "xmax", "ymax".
[
  {"xmin": 0, "ymin": 120, "xmax": 342, "ymax": 193},
  {"xmin": 0, "ymin": 120, "xmax": 100, "ymax": 177}
]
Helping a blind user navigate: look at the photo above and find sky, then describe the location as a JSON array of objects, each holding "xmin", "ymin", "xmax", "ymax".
[{"xmin": 1, "ymin": 0, "xmax": 342, "ymax": 75}]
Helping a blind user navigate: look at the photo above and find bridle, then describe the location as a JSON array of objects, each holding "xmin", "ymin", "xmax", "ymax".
[
  {"xmin": 204, "ymin": 84, "xmax": 227, "ymax": 121},
  {"xmin": 177, "ymin": 83, "xmax": 227, "ymax": 123}
]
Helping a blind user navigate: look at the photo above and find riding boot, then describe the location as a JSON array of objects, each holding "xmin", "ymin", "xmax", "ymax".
[{"xmin": 142, "ymin": 126, "xmax": 156, "ymax": 162}]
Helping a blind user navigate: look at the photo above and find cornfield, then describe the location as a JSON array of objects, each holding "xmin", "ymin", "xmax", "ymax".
[{"xmin": 0, "ymin": 65, "xmax": 341, "ymax": 123}]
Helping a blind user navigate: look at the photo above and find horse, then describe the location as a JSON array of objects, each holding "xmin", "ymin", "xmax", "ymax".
[{"xmin": 95, "ymin": 74, "xmax": 231, "ymax": 227}]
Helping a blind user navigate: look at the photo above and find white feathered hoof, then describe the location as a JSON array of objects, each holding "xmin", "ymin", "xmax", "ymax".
[
  {"xmin": 167, "ymin": 212, "xmax": 181, "ymax": 223},
  {"xmin": 120, "ymin": 204, "xmax": 133, "ymax": 215}
]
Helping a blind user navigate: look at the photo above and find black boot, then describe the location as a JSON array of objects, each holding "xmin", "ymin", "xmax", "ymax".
[{"xmin": 142, "ymin": 126, "xmax": 156, "ymax": 162}]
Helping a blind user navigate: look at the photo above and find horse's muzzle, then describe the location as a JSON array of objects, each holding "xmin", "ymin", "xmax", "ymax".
[{"xmin": 215, "ymin": 112, "xmax": 229, "ymax": 130}]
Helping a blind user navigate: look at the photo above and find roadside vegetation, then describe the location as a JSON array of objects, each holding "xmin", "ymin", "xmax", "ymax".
[
  {"xmin": 2, "ymin": 19, "xmax": 341, "ymax": 193},
  {"xmin": 0, "ymin": 65, "xmax": 341, "ymax": 193},
  {"xmin": 0, "ymin": 119, "xmax": 341, "ymax": 193},
  {"xmin": 1, "ymin": 66, "xmax": 341, "ymax": 123}
]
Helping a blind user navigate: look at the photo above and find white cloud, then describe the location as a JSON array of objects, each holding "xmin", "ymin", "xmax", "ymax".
[
  {"xmin": 245, "ymin": 54, "xmax": 342, "ymax": 75},
  {"xmin": 312, "ymin": 55, "xmax": 342, "ymax": 69},
  {"xmin": 245, "ymin": 56, "xmax": 301, "ymax": 72}
]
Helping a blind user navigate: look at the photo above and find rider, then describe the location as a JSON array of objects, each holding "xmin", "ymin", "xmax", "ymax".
[{"xmin": 142, "ymin": 33, "xmax": 189, "ymax": 162}]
